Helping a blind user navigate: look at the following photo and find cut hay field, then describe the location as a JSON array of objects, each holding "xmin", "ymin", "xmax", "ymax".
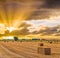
[{"xmin": 0, "ymin": 41, "xmax": 60, "ymax": 58}]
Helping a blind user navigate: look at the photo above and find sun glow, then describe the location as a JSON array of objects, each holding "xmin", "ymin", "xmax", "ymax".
[
  {"xmin": 2, "ymin": 36, "xmax": 14, "ymax": 39},
  {"xmin": 6, "ymin": 27, "xmax": 16, "ymax": 32},
  {"xmin": 0, "ymin": 24, "xmax": 6, "ymax": 34}
]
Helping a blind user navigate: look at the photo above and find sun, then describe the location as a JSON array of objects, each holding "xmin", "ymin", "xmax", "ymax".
[
  {"xmin": 9, "ymin": 27, "xmax": 15, "ymax": 32},
  {"xmin": 7, "ymin": 27, "xmax": 16, "ymax": 32}
]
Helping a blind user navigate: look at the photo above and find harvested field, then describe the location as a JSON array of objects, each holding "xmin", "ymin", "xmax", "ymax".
[{"xmin": 0, "ymin": 41, "xmax": 60, "ymax": 58}]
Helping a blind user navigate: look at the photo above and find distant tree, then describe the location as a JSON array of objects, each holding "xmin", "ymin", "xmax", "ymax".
[
  {"xmin": 14, "ymin": 37, "xmax": 18, "ymax": 41},
  {"xmin": 39, "ymin": 43, "xmax": 44, "ymax": 46},
  {"xmin": 32, "ymin": 38, "xmax": 40, "ymax": 40},
  {"xmin": 49, "ymin": 41, "xmax": 52, "ymax": 44}
]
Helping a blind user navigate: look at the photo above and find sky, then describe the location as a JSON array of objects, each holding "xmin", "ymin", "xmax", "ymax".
[{"xmin": 0, "ymin": 0, "xmax": 60, "ymax": 38}]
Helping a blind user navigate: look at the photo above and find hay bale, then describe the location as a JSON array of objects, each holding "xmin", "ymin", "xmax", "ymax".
[
  {"xmin": 44, "ymin": 48, "xmax": 51, "ymax": 55},
  {"xmin": 38, "ymin": 47, "xmax": 51, "ymax": 55},
  {"xmin": 38, "ymin": 47, "xmax": 44, "ymax": 54}
]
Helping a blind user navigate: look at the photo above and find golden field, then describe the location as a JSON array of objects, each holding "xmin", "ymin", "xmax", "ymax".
[{"xmin": 0, "ymin": 41, "xmax": 60, "ymax": 58}]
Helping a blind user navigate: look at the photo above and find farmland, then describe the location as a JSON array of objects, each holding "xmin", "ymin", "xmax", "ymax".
[{"xmin": 0, "ymin": 41, "xmax": 60, "ymax": 58}]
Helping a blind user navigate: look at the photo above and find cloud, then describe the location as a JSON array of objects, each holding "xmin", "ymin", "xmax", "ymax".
[
  {"xmin": 25, "ymin": 19, "xmax": 60, "ymax": 27},
  {"xmin": 31, "ymin": 25, "xmax": 60, "ymax": 36},
  {"xmin": 0, "ymin": 23, "xmax": 60, "ymax": 36},
  {"xmin": 42, "ymin": 0, "xmax": 60, "ymax": 8},
  {"xmin": 24, "ymin": 19, "xmax": 60, "ymax": 36},
  {"xmin": 0, "ymin": 0, "xmax": 60, "ymax": 21},
  {"xmin": 19, "ymin": 22, "xmax": 31, "ymax": 28},
  {"xmin": 9, "ymin": 27, "xmax": 30, "ymax": 35}
]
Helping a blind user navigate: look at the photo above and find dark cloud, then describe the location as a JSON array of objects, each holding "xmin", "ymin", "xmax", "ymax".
[
  {"xmin": 29, "ymin": 10, "xmax": 51, "ymax": 19},
  {"xmin": 0, "ymin": 0, "xmax": 6, "ymax": 2},
  {"xmin": 43, "ymin": 0, "xmax": 60, "ymax": 8},
  {"xmin": 25, "ymin": 0, "xmax": 60, "ymax": 20},
  {"xmin": 0, "ymin": 0, "xmax": 60, "ymax": 20}
]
